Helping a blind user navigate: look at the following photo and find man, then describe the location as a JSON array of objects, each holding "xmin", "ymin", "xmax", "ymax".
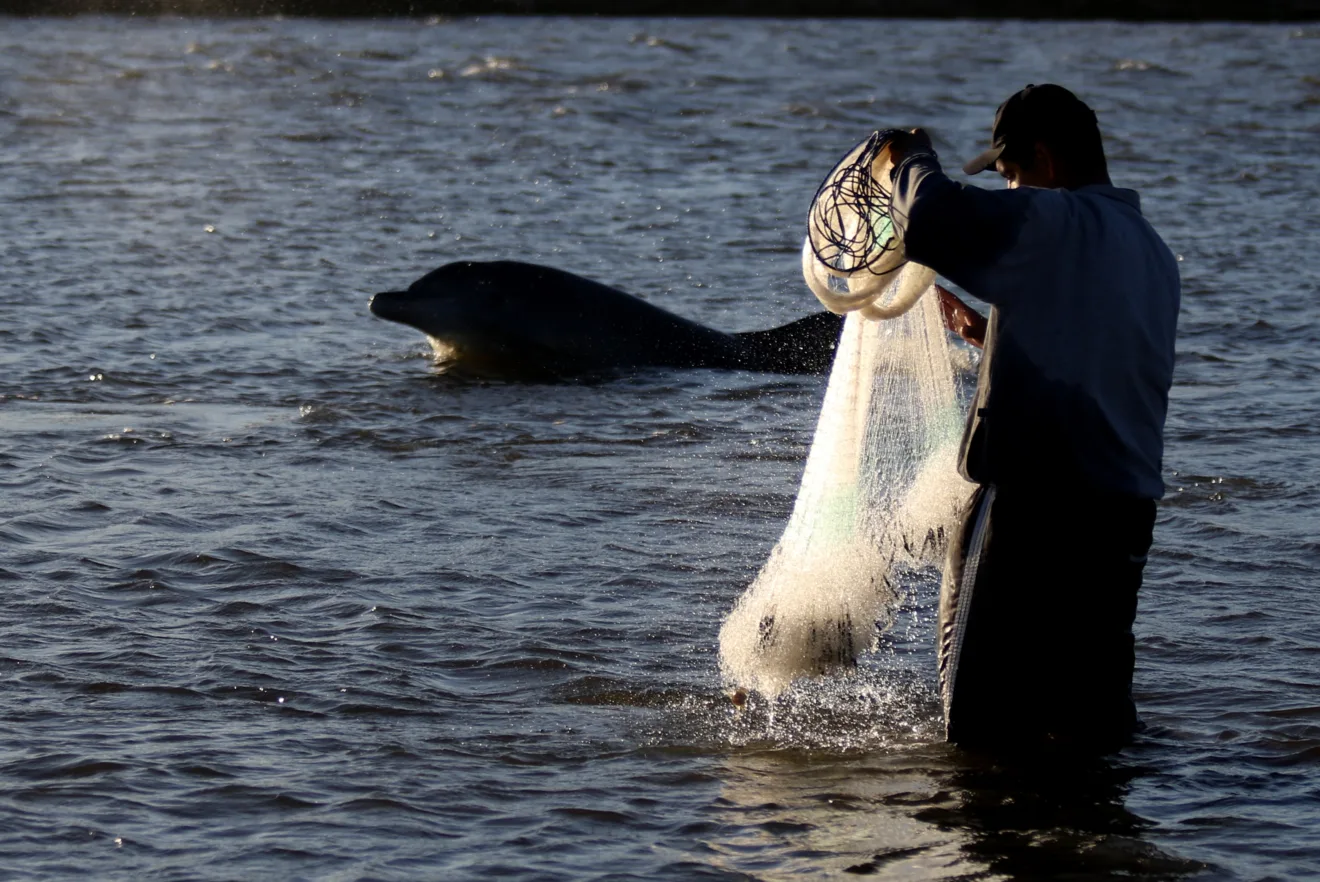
[{"xmin": 887, "ymin": 85, "xmax": 1181, "ymax": 751}]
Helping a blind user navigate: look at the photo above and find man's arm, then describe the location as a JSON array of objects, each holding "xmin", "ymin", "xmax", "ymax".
[{"xmin": 886, "ymin": 132, "xmax": 1029, "ymax": 296}]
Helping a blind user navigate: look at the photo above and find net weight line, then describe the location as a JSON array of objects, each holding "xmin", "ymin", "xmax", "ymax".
[{"xmin": 806, "ymin": 129, "xmax": 906, "ymax": 276}]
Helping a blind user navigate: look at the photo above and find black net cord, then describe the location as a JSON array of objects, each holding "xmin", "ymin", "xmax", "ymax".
[{"xmin": 806, "ymin": 129, "xmax": 907, "ymax": 276}]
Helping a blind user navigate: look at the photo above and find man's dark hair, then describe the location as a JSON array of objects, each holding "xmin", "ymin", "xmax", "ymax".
[{"xmin": 964, "ymin": 84, "xmax": 1111, "ymax": 186}]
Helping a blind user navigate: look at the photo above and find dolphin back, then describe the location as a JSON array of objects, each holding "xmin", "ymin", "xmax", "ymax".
[{"xmin": 371, "ymin": 260, "xmax": 843, "ymax": 379}]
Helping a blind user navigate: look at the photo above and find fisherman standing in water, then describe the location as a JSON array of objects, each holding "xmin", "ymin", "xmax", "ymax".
[{"xmin": 888, "ymin": 85, "xmax": 1180, "ymax": 751}]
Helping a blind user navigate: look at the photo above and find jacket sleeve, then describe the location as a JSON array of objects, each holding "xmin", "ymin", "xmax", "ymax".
[{"xmin": 888, "ymin": 153, "xmax": 1030, "ymax": 300}]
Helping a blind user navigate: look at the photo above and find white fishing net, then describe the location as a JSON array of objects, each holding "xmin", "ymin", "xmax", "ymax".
[{"xmin": 719, "ymin": 131, "xmax": 973, "ymax": 698}]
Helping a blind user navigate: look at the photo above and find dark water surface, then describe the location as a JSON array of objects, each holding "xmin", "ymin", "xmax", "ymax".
[{"xmin": 2, "ymin": 15, "xmax": 1318, "ymax": 880}]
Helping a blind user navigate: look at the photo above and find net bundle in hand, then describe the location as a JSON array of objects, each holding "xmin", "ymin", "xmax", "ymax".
[
  {"xmin": 805, "ymin": 131, "xmax": 905, "ymax": 273},
  {"xmin": 719, "ymin": 130, "xmax": 972, "ymax": 698},
  {"xmin": 801, "ymin": 129, "xmax": 931, "ymax": 320}
]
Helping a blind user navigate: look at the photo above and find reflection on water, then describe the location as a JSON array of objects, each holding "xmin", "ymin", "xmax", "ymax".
[
  {"xmin": 670, "ymin": 658, "xmax": 1207, "ymax": 879},
  {"xmin": 709, "ymin": 748, "xmax": 966, "ymax": 878},
  {"xmin": 709, "ymin": 746, "xmax": 1206, "ymax": 879},
  {"xmin": 918, "ymin": 754, "xmax": 1207, "ymax": 880}
]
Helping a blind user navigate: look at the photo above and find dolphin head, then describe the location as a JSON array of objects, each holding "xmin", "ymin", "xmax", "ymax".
[
  {"xmin": 370, "ymin": 261, "xmax": 599, "ymax": 377},
  {"xmin": 370, "ymin": 262, "xmax": 490, "ymax": 332}
]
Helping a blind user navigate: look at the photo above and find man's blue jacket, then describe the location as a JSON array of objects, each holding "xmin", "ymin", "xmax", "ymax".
[{"xmin": 891, "ymin": 153, "xmax": 1181, "ymax": 500}]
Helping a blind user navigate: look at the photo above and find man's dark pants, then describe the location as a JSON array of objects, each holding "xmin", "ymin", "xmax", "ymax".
[{"xmin": 939, "ymin": 484, "xmax": 1157, "ymax": 752}]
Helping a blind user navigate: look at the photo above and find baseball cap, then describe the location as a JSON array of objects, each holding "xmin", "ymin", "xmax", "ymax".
[{"xmin": 963, "ymin": 84, "xmax": 1100, "ymax": 176}]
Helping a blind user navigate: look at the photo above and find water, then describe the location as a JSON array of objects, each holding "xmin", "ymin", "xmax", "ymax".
[{"xmin": 1, "ymin": 15, "xmax": 1317, "ymax": 880}]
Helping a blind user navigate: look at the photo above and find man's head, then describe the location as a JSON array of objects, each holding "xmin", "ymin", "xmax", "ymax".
[{"xmin": 963, "ymin": 84, "xmax": 1110, "ymax": 190}]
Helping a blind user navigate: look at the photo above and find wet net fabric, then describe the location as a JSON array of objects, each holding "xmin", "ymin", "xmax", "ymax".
[{"xmin": 719, "ymin": 132, "xmax": 973, "ymax": 698}]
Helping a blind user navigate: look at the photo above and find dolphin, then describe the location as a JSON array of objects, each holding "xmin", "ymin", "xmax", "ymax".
[{"xmin": 369, "ymin": 260, "xmax": 844, "ymax": 379}]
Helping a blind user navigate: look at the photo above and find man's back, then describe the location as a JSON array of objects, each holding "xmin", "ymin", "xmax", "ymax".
[{"xmin": 893, "ymin": 164, "xmax": 1180, "ymax": 497}]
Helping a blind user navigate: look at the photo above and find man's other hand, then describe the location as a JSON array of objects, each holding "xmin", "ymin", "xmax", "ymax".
[{"xmin": 936, "ymin": 284, "xmax": 987, "ymax": 348}]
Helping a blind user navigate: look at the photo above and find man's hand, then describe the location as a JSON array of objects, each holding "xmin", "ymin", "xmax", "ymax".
[
  {"xmin": 936, "ymin": 284, "xmax": 987, "ymax": 348},
  {"xmin": 886, "ymin": 128, "xmax": 934, "ymax": 164}
]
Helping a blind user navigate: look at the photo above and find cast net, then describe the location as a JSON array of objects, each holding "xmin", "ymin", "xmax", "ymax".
[{"xmin": 719, "ymin": 131, "xmax": 973, "ymax": 698}]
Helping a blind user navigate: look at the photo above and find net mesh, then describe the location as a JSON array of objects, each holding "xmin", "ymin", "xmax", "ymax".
[{"xmin": 719, "ymin": 132, "xmax": 972, "ymax": 698}]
